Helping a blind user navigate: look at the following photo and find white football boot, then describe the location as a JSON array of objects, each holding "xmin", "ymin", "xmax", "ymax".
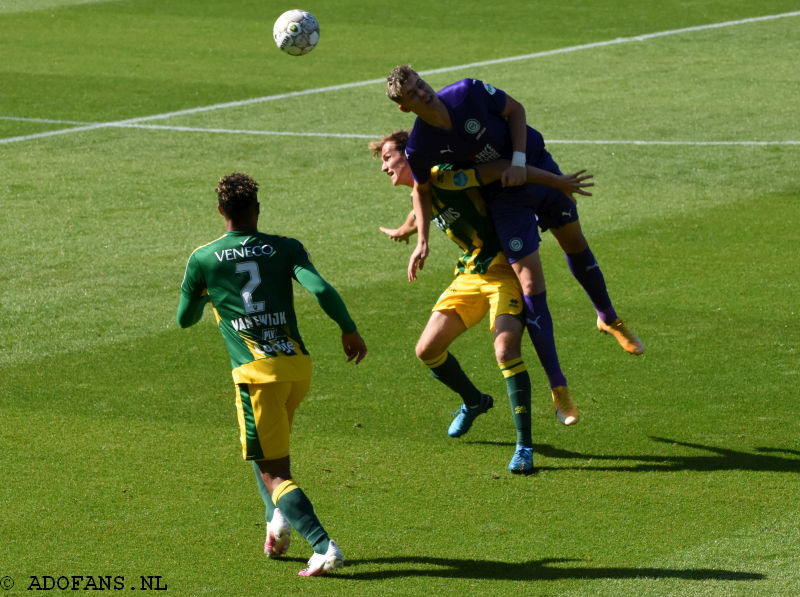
[
  {"xmin": 298, "ymin": 540, "xmax": 343, "ymax": 577},
  {"xmin": 264, "ymin": 508, "xmax": 291, "ymax": 558}
]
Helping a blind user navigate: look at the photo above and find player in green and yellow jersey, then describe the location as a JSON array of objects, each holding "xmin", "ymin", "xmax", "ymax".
[
  {"xmin": 177, "ymin": 172, "xmax": 366, "ymax": 577},
  {"xmin": 370, "ymin": 131, "xmax": 592, "ymax": 473}
]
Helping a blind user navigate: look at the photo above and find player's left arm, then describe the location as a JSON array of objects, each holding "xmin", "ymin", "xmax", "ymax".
[
  {"xmin": 294, "ymin": 261, "xmax": 367, "ymax": 364},
  {"xmin": 435, "ymin": 161, "xmax": 593, "ymax": 204},
  {"xmin": 409, "ymin": 180, "xmax": 432, "ymax": 281},
  {"xmin": 476, "ymin": 162, "xmax": 594, "ymax": 204},
  {"xmin": 500, "ymin": 95, "xmax": 528, "ymax": 188}
]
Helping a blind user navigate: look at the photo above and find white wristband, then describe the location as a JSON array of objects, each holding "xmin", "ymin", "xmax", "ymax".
[{"xmin": 511, "ymin": 151, "xmax": 526, "ymax": 168}]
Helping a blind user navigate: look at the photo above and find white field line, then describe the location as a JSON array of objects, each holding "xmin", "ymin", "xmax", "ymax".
[
  {"xmin": 546, "ymin": 139, "xmax": 800, "ymax": 146},
  {"xmin": 2, "ymin": 10, "xmax": 799, "ymax": 146},
  {"xmin": 1, "ymin": 117, "xmax": 797, "ymax": 145},
  {"xmin": 0, "ymin": 117, "xmax": 378, "ymax": 139}
]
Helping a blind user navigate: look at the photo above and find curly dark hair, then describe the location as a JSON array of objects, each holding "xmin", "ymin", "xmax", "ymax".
[{"xmin": 216, "ymin": 172, "xmax": 258, "ymax": 220}]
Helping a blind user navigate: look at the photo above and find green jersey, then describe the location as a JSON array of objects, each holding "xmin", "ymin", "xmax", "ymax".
[
  {"xmin": 178, "ymin": 230, "xmax": 355, "ymax": 384},
  {"xmin": 429, "ymin": 165, "xmax": 507, "ymax": 275}
]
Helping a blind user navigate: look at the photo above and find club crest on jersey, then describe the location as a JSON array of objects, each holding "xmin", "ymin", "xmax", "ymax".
[
  {"xmin": 465, "ymin": 119, "xmax": 481, "ymax": 134},
  {"xmin": 482, "ymin": 82, "xmax": 497, "ymax": 95}
]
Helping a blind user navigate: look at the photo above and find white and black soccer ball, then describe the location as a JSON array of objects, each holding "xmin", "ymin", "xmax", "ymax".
[{"xmin": 273, "ymin": 9, "xmax": 320, "ymax": 56}]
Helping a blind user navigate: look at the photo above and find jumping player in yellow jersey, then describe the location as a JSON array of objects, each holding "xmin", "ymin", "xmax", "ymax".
[
  {"xmin": 177, "ymin": 173, "xmax": 366, "ymax": 577},
  {"xmin": 370, "ymin": 131, "xmax": 593, "ymax": 473}
]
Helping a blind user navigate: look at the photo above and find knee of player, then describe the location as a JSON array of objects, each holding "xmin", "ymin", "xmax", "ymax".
[
  {"xmin": 494, "ymin": 342, "xmax": 521, "ymax": 364},
  {"xmin": 493, "ymin": 315, "xmax": 523, "ymax": 363},
  {"xmin": 415, "ymin": 341, "xmax": 435, "ymax": 362},
  {"xmin": 511, "ymin": 264, "xmax": 546, "ymax": 295}
]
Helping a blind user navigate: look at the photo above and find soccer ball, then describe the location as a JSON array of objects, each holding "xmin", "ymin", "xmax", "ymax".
[{"xmin": 273, "ymin": 9, "xmax": 320, "ymax": 56}]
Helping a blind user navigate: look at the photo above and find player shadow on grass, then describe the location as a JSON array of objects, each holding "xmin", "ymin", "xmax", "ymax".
[
  {"xmin": 473, "ymin": 438, "xmax": 800, "ymax": 473},
  {"xmin": 337, "ymin": 556, "xmax": 764, "ymax": 582}
]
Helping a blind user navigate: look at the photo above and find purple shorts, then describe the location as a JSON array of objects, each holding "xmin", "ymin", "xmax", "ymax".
[{"xmin": 486, "ymin": 150, "xmax": 579, "ymax": 263}]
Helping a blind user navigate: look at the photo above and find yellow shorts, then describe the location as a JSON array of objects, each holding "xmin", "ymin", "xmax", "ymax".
[
  {"xmin": 234, "ymin": 377, "xmax": 312, "ymax": 461},
  {"xmin": 432, "ymin": 263, "xmax": 523, "ymax": 331}
]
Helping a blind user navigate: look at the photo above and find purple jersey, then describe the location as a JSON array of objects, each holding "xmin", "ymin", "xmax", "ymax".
[
  {"xmin": 406, "ymin": 78, "xmax": 573, "ymax": 264},
  {"xmin": 405, "ymin": 78, "xmax": 545, "ymax": 184}
]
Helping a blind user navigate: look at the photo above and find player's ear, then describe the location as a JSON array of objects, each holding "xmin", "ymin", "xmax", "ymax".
[
  {"xmin": 398, "ymin": 104, "xmax": 411, "ymax": 113},
  {"xmin": 217, "ymin": 204, "xmax": 225, "ymax": 216}
]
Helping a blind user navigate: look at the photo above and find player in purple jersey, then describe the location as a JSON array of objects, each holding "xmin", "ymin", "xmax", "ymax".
[{"xmin": 386, "ymin": 65, "xmax": 643, "ymax": 408}]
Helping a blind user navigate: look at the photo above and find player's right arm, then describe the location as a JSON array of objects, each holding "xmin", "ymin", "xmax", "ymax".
[
  {"xmin": 379, "ymin": 210, "xmax": 417, "ymax": 244},
  {"xmin": 499, "ymin": 95, "xmax": 528, "ymax": 188},
  {"xmin": 408, "ymin": 180, "xmax": 432, "ymax": 281},
  {"xmin": 292, "ymin": 246, "xmax": 367, "ymax": 364},
  {"xmin": 176, "ymin": 292, "xmax": 210, "ymax": 328},
  {"xmin": 176, "ymin": 253, "xmax": 211, "ymax": 328}
]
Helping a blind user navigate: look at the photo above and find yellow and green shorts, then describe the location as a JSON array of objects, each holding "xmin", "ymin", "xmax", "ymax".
[
  {"xmin": 432, "ymin": 262, "xmax": 523, "ymax": 331},
  {"xmin": 234, "ymin": 376, "xmax": 312, "ymax": 461}
]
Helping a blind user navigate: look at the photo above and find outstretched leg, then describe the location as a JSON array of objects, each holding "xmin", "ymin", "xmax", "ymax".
[
  {"xmin": 550, "ymin": 221, "xmax": 643, "ymax": 355},
  {"xmin": 549, "ymin": 221, "xmax": 617, "ymax": 322}
]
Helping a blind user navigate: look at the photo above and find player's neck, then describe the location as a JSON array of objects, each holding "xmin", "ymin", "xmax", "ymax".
[
  {"xmin": 225, "ymin": 220, "xmax": 258, "ymax": 233},
  {"xmin": 419, "ymin": 98, "xmax": 452, "ymax": 130}
]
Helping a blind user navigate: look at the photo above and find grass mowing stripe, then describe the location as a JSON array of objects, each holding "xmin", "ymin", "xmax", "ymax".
[
  {"xmin": 420, "ymin": 10, "xmax": 800, "ymax": 75},
  {"xmin": 1, "ymin": 142, "xmax": 794, "ymax": 368},
  {"xmin": 3, "ymin": 10, "xmax": 798, "ymax": 145}
]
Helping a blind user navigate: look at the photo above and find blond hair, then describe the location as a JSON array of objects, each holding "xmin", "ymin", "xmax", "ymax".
[{"xmin": 385, "ymin": 64, "xmax": 417, "ymax": 103}]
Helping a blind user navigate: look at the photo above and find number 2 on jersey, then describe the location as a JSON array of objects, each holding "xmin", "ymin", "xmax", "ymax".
[{"xmin": 235, "ymin": 261, "xmax": 265, "ymax": 314}]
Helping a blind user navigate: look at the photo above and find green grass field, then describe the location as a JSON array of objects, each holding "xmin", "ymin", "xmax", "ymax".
[{"xmin": 1, "ymin": 1, "xmax": 798, "ymax": 595}]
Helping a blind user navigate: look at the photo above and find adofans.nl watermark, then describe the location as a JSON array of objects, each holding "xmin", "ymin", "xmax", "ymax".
[{"xmin": 1, "ymin": 575, "xmax": 167, "ymax": 591}]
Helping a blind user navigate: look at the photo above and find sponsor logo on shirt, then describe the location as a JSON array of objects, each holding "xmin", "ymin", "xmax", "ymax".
[
  {"xmin": 433, "ymin": 207, "xmax": 461, "ymax": 231},
  {"xmin": 474, "ymin": 144, "xmax": 501, "ymax": 163},
  {"xmin": 254, "ymin": 340, "xmax": 297, "ymax": 356},
  {"xmin": 214, "ymin": 244, "xmax": 275, "ymax": 262}
]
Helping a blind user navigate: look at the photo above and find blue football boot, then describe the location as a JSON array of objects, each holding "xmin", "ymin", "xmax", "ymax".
[
  {"xmin": 448, "ymin": 394, "xmax": 493, "ymax": 438},
  {"xmin": 508, "ymin": 445, "xmax": 534, "ymax": 475}
]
